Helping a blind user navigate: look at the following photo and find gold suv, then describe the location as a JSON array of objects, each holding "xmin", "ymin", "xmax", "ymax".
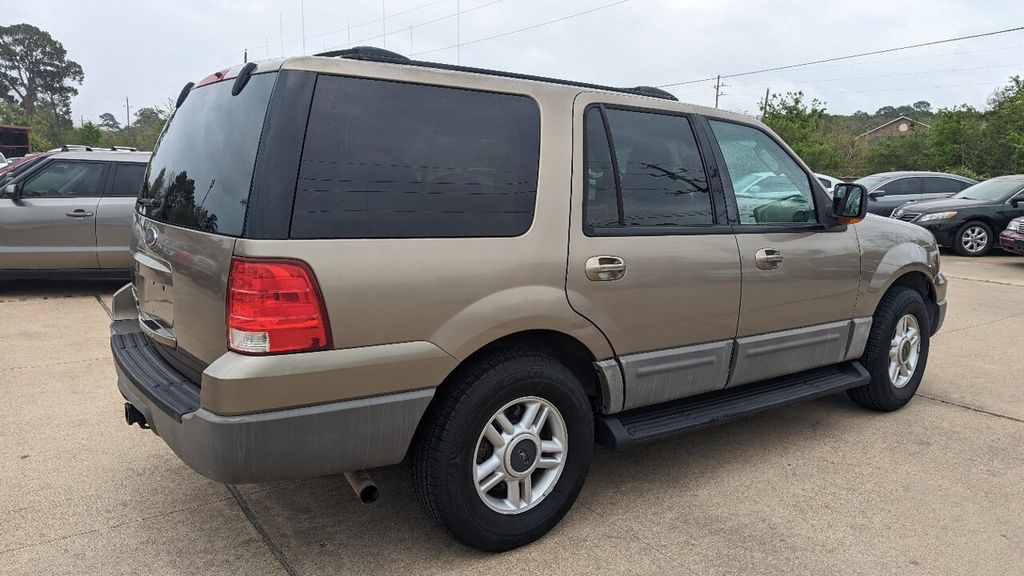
[{"xmin": 111, "ymin": 47, "xmax": 947, "ymax": 551}]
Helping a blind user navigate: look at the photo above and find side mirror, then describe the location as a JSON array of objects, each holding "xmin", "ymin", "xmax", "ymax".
[
  {"xmin": 832, "ymin": 183, "xmax": 868, "ymax": 224},
  {"xmin": 868, "ymin": 190, "xmax": 886, "ymax": 200},
  {"xmin": 2, "ymin": 183, "xmax": 17, "ymax": 199}
]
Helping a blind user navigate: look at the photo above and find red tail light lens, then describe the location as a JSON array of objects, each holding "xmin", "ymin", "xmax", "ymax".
[{"xmin": 227, "ymin": 257, "xmax": 332, "ymax": 354}]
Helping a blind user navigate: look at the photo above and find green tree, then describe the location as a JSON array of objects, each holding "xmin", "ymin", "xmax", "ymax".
[
  {"xmin": 979, "ymin": 76, "xmax": 1024, "ymax": 175},
  {"xmin": 927, "ymin": 105, "xmax": 982, "ymax": 173},
  {"xmin": 98, "ymin": 112, "xmax": 121, "ymax": 131},
  {"xmin": 0, "ymin": 24, "xmax": 83, "ymax": 144},
  {"xmin": 864, "ymin": 132, "xmax": 931, "ymax": 173},
  {"xmin": 761, "ymin": 91, "xmax": 841, "ymax": 172}
]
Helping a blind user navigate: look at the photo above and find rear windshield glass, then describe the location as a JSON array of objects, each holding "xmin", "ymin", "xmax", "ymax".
[
  {"xmin": 290, "ymin": 75, "xmax": 540, "ymax": 239},
  {"xmin": 138, "ymin": 73, "xmax": 276, "ymax": 236}
]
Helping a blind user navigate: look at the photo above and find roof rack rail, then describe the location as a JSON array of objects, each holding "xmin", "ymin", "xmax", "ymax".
[
  {"xmin": 109, "ymin": 146, "xmax": 138, "ymax": 151},
  {"xmin": 313, "ymin": 46, "xmax": 678, "ymax": 102},
  {"xmin": 60, "ymin": 144, "xmax": 93, "ymax": 152}
]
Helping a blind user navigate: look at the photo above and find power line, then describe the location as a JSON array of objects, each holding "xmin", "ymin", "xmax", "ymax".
[
  {"xmin": 410, "ymin": 0, "xmax": 631, "ymax": 57},
  {"xmin": 657, "ymin": 25, "xmax": 1024, "ymax": 88}
]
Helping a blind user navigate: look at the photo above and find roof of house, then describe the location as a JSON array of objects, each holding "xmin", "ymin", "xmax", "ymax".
[
  {"xmin": 0, "ymin": 124, "xmax": 31, "ymax": 133},
  {"xmin": 857, "ymin": 115, "xmax": 932, "ymax": 139}
]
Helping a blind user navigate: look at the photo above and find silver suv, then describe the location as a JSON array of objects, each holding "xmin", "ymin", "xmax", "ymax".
[
  {"xmin": 111, "ymin": 48, "xmax": 947, "ymax": 551},
  {"xmin": 1, "ymin": 147, "xmax": 151, "ymax": 278}
]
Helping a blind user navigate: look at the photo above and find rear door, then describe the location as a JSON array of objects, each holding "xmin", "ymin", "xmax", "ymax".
[
  {"xmin": 97, "ymin": 162, "xmax": 146, "ymax": 269},
  {"xmin": 0, "ymin": 159, "xmax": 105, "ymax": 270},
  {"xmin": 566, "ymin": 95, "xmax": 741, "ymax": 411},
  {"xmin": 706, "ymin": 119, "xmax": 861, "ymax": 387},
  {"xmin": 869, "ymin": 176, "xmax": 921, "ymax": 215}
]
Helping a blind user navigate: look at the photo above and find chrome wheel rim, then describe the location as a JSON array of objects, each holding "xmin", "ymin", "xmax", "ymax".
[
  {"xmin": 473, "ymin": 396, "xmax": 567, "ymax": 515},
  {"xmin": 961, "ymin": 226, "xmax": 988, "ymax": 254},
  {"xmin": 888, "ymin": 314, "xmax": 922, "ymax": 388}
]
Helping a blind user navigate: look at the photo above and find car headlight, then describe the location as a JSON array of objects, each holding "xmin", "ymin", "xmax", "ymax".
[{"xmin": 918, "ymin": 211, "xmax": 957, "ymax": 222}]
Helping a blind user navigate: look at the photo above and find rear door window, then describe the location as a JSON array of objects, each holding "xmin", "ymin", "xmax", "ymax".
[
  {"xmin": 290, "ymin": 76, "xmax": 540, "ymax": 239},
  {"xmin": 109, "ymin": 163, "xmax": 147, "ymax": 197},
  {"xmin": 923, "ymin": 177, "xmax": 965, "ymax": 194},
  {"xmin": 584, "ymin": 106, "xmax": 713, "ymax": 232}
]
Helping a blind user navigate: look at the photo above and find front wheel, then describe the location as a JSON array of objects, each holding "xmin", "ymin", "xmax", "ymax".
[
  {"xmin": 953, "ymin": 221, "xmax": 993, "ymax": 256},
  {"xmin": 411, "ymin": 350, "xmax": 594, "ymax": 551},
  {"xmin": 848, "ymin": 286, "xmax": 931, "ymax": 411}
]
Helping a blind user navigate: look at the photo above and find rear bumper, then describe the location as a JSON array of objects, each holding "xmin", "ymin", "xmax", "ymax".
[
  {"xmin": 112, "ymin": 321, "xmax": 434, "ymax": 484},
  {"xmin": 999, "ymin": 230, "xmax": 1024, "ymax": 255}
]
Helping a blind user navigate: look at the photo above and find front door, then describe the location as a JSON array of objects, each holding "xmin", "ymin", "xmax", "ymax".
[
  {"xmin": 0, "ymin": 160, "xmax": 107, "ymax": 270},
  {"xmin": 706, "ymin": 119, "xmax": 862, "ymax": 387},
  {"xmin": 566, "ymin": 95, "xmax": 742, "ymax": 411}
]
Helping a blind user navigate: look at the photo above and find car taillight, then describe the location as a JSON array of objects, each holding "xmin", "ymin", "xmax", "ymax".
[{"xmin": 227, "ymin": 257, "xmax": 332, "ymax": 354}]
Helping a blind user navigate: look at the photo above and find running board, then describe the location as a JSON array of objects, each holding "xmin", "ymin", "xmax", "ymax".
[{"xmin": 596, "ymin": 362, "xmax": 869, "ymax": 449}]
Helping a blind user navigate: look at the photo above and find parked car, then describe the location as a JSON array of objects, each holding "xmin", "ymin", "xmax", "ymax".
[
  {"xmin": 892, "ymin": 175, "xmax": 1024, "ymax": 256},
  {"xmin": 814, "ymin": 173, "xmax": 843, "ymax": 195},
  {"xmin": 0, "ymin": 148, "xmax": 151, "ymax": 278},
  {"xmin": 0, "ymin": 152, "xmax": 8, "ymax": 166},
  {"xmin": 110, "ymin": 48, "xmax": 946, "ymax": 552},
  {"xmin": 855, "ymin": 171, "xmax": 977, "ymax": 216},
  {"xmin": 1000, "ymin": 216, "xmax": 1024, "ymax": 255}
]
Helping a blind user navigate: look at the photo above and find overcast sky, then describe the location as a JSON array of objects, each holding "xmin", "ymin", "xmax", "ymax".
[{"xmin": 6, "ymin": 0, "xmax": 1024, "ymax": 124}]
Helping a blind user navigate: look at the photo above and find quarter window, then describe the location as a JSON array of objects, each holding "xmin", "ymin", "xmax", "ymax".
[
  {"xmin": 584, "ymin": 106, "xmax": 713, "ymax": 232},
  {"xmin": 710, "ymin": 120, "xmax": 816, "ymax": 225},
  {"xmin": 291, "ymin": 76, "xmax": 540, "ymax": 239},
  {"xmin": 21, "ymin": 161, "xmax": 106, "ymax": 198}
]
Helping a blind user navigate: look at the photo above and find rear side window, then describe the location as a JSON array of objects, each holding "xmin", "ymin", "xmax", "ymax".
[
  {"xmin": 584, "ymin": 106, "xmax": 712, "ymax": 232},
  {"xmin": 291, "ymin": 76, "xmax": 540, "ymax": 239},
  {"xmin": 110, "ymin": 163, "xmax": 147, "ymax": 197},
  {"xmin": 923, "ymin": 177, "xmax": 965, "ymax": 194}
]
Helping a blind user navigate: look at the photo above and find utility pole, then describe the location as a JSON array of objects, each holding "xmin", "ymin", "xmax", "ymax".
[
  {"xmin": 457, "ymin": 0, "xmax": 461, "ymax": 64},
  {"xmin": 125, "ymin": 97, "xmax": 133, "ymax": 145},
  {"xmin": 382, "ymin": 0, "xmax": 387, "ymax": 49},
  {"xmin": 761, "ymin": 87, "xmax": 771, "ymax": 119},
  {"xmin": 347, "ymin": 20, "xmax": 351, "ymax": 47},
  {"xmin": 244, "ymin": 48, "xmax": 248, "ymax": 63},
  {"xmin": 279, "ymin": 14, "xmax": 284, "ymax": 57},
  {"xmin": 714, "ymin": 75, "xmax": 727, "ymax": 108},
  {"xmin": 300, "ymin": 0, "xmax": 306, "ymax": 55}
]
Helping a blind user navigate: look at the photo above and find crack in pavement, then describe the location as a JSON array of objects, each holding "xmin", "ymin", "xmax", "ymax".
[
  {"xmin": 919, "ymin": 394, "xmax": 1024, "ymax": 425},
  {"xmin": 228, "ymin": 485, "xmax": 300, "ymax": 576},
  {"xmin": 94, "ymin": 294, "xmax": 113, "ymax": 320},
  {"xmin": 939, "ymin": 310, "xmax": 1024, "ymax": 335},
  {"xmin": 946, "ymin": 274, "xmax": 1024, "ymax": 288}
]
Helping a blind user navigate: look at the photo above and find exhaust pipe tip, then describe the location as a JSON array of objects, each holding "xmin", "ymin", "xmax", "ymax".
[{"xmin": 343, "ymin": 470, "xmax": 378, "ymax": 504}]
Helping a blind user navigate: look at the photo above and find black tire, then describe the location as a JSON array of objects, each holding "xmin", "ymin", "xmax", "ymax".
[
  {"xmin": 952, "ymin": 220, "xmax": 993, "ymax": 257},
  {"xmin": 848, "ymin": 286, "xmax": 931, "ymax": 411},
  {"xmin": 410, "ymin": 349, "xmax": 594, "ymax": 552}
]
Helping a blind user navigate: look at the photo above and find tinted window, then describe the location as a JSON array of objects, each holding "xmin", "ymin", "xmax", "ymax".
[
  {"xmin": 817, "ymin": 177, "xmax": 832, "ymax": 189},
  {"xmin": 138, "ymin": 73, "xmax": 277, "ymax": 236},
  {"xmin": 881, "ymin": 177, "xmax": 919, "ymax": 195},
  {"xmin": 584, "ymin": 107, "xmax": 712, "ymax": 231},
  {"xmin": 953, "ymin": 178, "xmax": 1024, "ymax": 201},
  {"xmin": 923, "ymin": 177, "xmax": 965, "ymax": 194},
  {"xmin": 22, "ymin": 161, "xmax": 106, "ymax": 198},
  {"xmin": 710, "ymin": 120, "xmax": 816, "ymax": 225},
  {"xmin": 110, "ymin": 164, "xmax": 147, "ymax": 197},
  {"xmin": 290, "ymin": 76, "xmax": 540, "ymax": 239}
]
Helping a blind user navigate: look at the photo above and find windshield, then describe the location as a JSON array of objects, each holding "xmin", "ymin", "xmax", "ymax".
[
  {"xmin": 854, "ymin": 176, "xmax": 887, "ymax": 190},
  {"xmin": 138, "ymin": 72, "xmax": 277, "ymax": 236},
  {"xmin": 953, "ymin": 179, "xmax": 1024, "ymax": 202}
]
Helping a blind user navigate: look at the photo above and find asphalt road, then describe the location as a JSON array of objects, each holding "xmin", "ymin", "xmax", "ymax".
[{"xmin": 2, "ymin": 255, "xmax": 1022, "ymax": 575}]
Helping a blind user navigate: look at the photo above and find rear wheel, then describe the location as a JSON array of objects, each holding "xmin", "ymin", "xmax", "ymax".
[
  {"xmin": 953, "ymin": 221, "xmax": 993, "ymax": 256},
  {"xmin": 848, "ymin": 286, "xmax": 931, "ymax": 411},
  {"xmin": 411, "ymin": 350, "xmax": 593, "ymax": 551}
]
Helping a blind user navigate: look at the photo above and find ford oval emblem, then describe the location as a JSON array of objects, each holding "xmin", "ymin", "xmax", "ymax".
[{"xmin": 143, "ymin": 226, "xmax": 159, "ymax": 247}]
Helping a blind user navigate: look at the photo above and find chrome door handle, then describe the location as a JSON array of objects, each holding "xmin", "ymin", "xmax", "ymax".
[
  {"xmin": 585, "ymin": 256, "xmax": 626, "ymax": 281},
  {"xmin": 66, "ymin": 209, "xmax": 94, "ymax": 218},
  {"xmin": 755, "ymin": 248, "xmax": 784, "ymax": 270}
]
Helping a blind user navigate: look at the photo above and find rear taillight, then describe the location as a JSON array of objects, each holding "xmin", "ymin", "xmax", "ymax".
[{"xmin": 227, "ymin": 257, "xmax": 332, "ymax": 354}]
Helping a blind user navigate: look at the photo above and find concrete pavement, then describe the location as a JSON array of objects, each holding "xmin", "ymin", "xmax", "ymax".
[{"xmin": 2, "ymin": 255, "xmax": 1022, "ymax": 575}]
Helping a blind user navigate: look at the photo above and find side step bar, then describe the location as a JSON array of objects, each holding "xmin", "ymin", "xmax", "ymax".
[{"xmin": 596, "ymin": 362, "xmax": 869, "ymax": 449}]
